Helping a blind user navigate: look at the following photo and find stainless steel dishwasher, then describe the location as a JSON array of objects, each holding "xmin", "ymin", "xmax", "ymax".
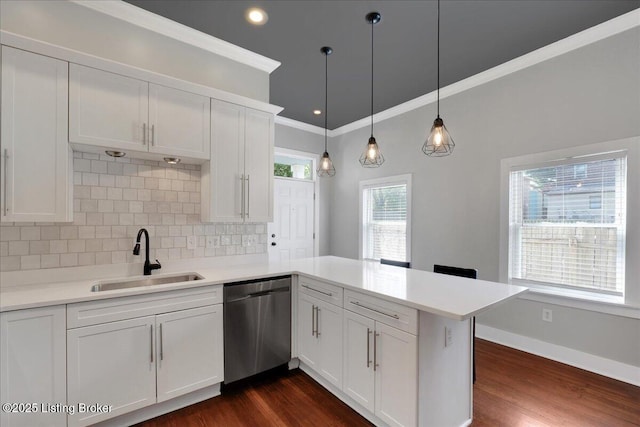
[{"xmin": 223, "ymin": 276, "xmax": 291, "ymax": 384}]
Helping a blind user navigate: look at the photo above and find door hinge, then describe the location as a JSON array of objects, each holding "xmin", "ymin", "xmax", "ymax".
[
  {"xmin": 313, "ymin": 193, "xmax": 316, "ymax": 201},
  {"xmin": 313, "ymin": 233, "xmax": 316, "ymax": 239}
]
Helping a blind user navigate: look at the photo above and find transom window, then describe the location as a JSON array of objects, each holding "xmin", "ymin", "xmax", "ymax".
[
  {"xmin": 359, "ymin": 174, "xmax": 412, "ymax": 262},
  {"xmin": 508, "ymin": 153, "xmax": 626, "ymax": 295}
]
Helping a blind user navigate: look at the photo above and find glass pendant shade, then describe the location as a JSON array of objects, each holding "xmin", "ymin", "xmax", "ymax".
[
  {"xmin": 359, "ymin": 136, "xmax": 385, "ymax": 167},
  {"xmin": 422, "ymin": 117, "xmax": 455, "ymax": 156},
  {"xmin": 318, "ymin": 151, "xmax": 336, "ymax": 177}
]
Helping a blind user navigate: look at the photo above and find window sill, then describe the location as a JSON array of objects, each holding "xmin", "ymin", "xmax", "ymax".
[{"xmin": 514, "ymin": 283, "xmax": 640, "ymax": 319}]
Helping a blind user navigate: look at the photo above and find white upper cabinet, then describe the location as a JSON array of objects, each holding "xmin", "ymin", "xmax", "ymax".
[
  {"xmin": 202, "ymin": 99, "xmax": 274, "ymax": 223},
  {"xmin": 1, "ymin": 46, "xmax": 72, "ymax": 223},
  {"xmin": 69, "ymin": 64, "xmax": 210, "ymax": 160}
]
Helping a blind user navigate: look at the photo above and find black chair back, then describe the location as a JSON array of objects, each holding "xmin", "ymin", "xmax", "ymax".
[
  {"xmin": 433, "ymin": 264, "xmax": 477, "ymax": 279},
  {"xmin": 380, "ymin": 259, "xmax": 411, "ymax": 268}
]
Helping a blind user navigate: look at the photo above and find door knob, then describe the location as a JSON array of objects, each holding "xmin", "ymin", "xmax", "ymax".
[
  {"xmin": 271, "ymin": 242, "xmax": 277, "ymax": 246},
  {"xmin": 271, "ymin": 234, "xmax": 276, "ymax": 238}
]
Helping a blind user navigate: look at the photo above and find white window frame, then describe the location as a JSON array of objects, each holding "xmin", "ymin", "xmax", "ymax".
[
  {"xmin": 499, "ymin": 138, "xmax": 640, "ymax": 318},
  {"xmin": 359, "ymin": 174, "xmax": 412, "ymax": 263}
]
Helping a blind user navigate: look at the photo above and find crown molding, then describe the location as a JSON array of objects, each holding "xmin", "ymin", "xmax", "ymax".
[
  {"xmin": 329, "ymin": 8, "xmax": 640, "ymax": 137},
  {"xmin": 71, "ymin": 0, "xmax": 281, "ymax": 74},
  {"xmin": 275, "ymin": 116, "xmax": 331, "ymax": 137}
]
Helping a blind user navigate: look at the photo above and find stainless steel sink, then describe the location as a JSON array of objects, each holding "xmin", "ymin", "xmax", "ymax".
[{"xmin": 91, "ymin": 273, "xmax": 203, "ymax": 292}]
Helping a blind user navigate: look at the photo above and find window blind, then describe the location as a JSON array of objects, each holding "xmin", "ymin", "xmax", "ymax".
[
  {"xmin": 509, "ymin": 156, "xmax": 626, "ymax": 294},
  {"xmin": 362, "ymin": 183, "xmax": 407, "ymax": 262}
]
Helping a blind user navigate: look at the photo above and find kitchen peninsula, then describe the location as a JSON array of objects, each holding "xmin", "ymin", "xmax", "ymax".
[{"xmin": 1, "ymin": 256, "xmax": 527, "ymax": 427}]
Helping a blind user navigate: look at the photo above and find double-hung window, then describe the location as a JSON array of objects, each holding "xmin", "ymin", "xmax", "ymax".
[
  {"xmin": 508, "ymin": 152, "xmax": 627, "ymax": 296},
  {"xmin": 360, "ymin": 174, "xmax": 411, "ymax": 262}
]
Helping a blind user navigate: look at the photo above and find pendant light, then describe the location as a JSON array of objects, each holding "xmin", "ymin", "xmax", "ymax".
[
  {"xmin": 422, "ymin": 0, "xmax": 455, "ymax": 157},
  {"xmin": 359, "ymin": 12, "xmax": 384, "ymax": 168},
  {"xmin": 317, "ymin": 46, "xmax": 336, "ymax": 177}
]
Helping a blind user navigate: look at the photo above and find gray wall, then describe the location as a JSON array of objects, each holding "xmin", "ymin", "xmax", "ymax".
[
  {"xmin": 328, "ymin": 28, "xmax": 640, "ymax": 366},
  {"xmin": 274, "ymin": 124, "xmax": 332, "ymax": 256},
  {"xmin": 0, "ymin": 1, "xmax": 269, "ymax": 102}
]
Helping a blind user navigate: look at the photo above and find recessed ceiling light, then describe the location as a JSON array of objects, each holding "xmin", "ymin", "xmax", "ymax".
[
  {"xmin": 246, "ymin": 8, "xmax": 268, "ymax": 25},
  {"xmin": 105, "ymin": 150, "xmax": 126, "ymax": 158},
  {"xmin": 313, "ymin": 110, "xmax": 322, "ymax": 115},
  {"xmin": 164, "ymin": 157, "xmax": 181, "ymax": 165}
]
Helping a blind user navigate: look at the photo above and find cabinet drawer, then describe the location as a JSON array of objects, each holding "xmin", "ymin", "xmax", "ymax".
[
  {"xmin": 67, "ymin": 285, "xmax": 222, "ymax": 328},
  {"xmin": 344, "ymin": 290, "xmax": 417, "ymax": 335},
  {"xmin": 298, "ymin": 275, "xmax": 343, "ymax": 307}
]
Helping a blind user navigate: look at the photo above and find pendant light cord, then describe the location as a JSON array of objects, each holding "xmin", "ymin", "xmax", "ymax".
[
  {"xmin": 325, "ymin": 50, "xmax": 328, "ymax": 151},
  {"xmin": 370, "ymin": 17, "xmax": 374, "ymax": 138},
  {"xmin": 437, "ymin": 0, "xmax": 440, "ymax": 118}
]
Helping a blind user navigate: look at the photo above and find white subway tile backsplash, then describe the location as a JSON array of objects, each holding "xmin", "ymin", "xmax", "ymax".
[{"xmin": 1, "ymin": 156, "xmax": 266, "ymax": 271}]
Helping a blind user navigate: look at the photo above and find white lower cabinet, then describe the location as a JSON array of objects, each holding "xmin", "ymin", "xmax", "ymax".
[
  {"xmin": 0, "ymin": 306, "xmax": 66, "ymax": 427},
  {"xmin": 343, "ymin": 305, "xmax": 417, "ymax": 427},
  {"xmin": 66, "ymin": 287, "xmax": 223, "ymax": 427},
  {"xmin": 297, "ymin": 293, "xmax": 343, "ymax": 388}
]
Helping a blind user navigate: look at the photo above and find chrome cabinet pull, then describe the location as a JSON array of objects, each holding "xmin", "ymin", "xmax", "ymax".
[
  {"xmin": 246, "ymin": 175, "xmax": 250, "ymax": 218},
  {"xmin": 366, "ymin": 328, "xmax": 372, "ymax": 368},
  {"xmin": 315, "ymin": 307, "xmax": 321, "ymax": 337},
  {"xmin": 143, "ymin": 123, "xmax": 147, "ymax": 145},
  {"xmin": 159, "ymin": 323, "xmax": 164, "ymax": 361},
  {"xmin": 373, "ymin": 331, "xmax": 380, "ymax": 371},
  {"xmin": 151, "ymin": 124, "xmax": 155, "ymax": 146},
  {"xmin": 301, "ymin": 284, "xmax": 333, "ymax": 297},
  {"xmin": 150, "ymin": 324, "xmax": 154, "ymax": 363},
  {"xmin": 3, "ymin": 149, "xmax": 8, "ymax": 216},
  {"xmin": 311, "ymin": 304, "xmax": 316, "ymax": 336},
  {"xmin": 240, "ymin": 174, "xmax": 245, "ymax": 217},
  {"xmin": 351, "ymin": 301, "xmax": 400, "ymax": 320}
]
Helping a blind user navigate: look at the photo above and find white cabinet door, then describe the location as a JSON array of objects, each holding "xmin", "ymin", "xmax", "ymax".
[
  {"xmin": 1, "ymin": 46, "xmax": 71, "ymax": 223},
  {"xmin": 316, "ymin": 299, "xmax": 343, "ymax": 388},
  {"xmin": 0, "ymin": 306, "xmax": 66, "ymax": 427},
  {"xmin": 69, "ymin": 64, "xmax": 148, "ymax": 151},
  {"xmin": 67, "ymin": 316, "xmax": 156, "ymax": 427},
  {"xmin": 148, "ymin": 84, "xmax": 210, "ymax": 160},
  {"xmin": 374, "ymin": 322, "xmax": 418, "ymax": 427},
  {"xmin": 204, "ymin": 99, "xmax": 245, "ymax": 222},
  {"xmin": 297, "ymin": 293, "xmax": 319, "ymax": 370},
  {"xmin": 156, "ymin": 305, "xmax": 223, "ymax": 402},
  {"xmin": 244, "ymin": 107, "xmax": 273, "ymax": 222},
  {"xmin": 343, "ymin": 310, "xmax": 375, "ymax": 412}
]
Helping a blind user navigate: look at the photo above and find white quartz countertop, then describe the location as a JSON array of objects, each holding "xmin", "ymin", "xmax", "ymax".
[{"xmin": 0, "ymin": 256, "xmax": 528, "ymax": 320}]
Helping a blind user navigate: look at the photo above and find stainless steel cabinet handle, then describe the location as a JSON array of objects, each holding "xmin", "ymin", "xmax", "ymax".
[
  {"xmin": 373, "ymin": 331, "xmax": 380, "ymax": 371},
  {"xmin": 311, "ymin": 304, "xmax": 316, "ymax": 336},
  {"xmin": 367, "ymin": 328, "xmax": 372, "ymax": 368},
  {"xmin": 301, "ymin": 284, "xmax": 333, "ymax": 297},
  {"xmin": 246, "ymin": 175, "xmax": 250, "ymax": 218},
  {"xmin": 315, "ymin": 307, "xmax": 321, "ymax": 337},
  {"xmin": 351, "ymin": 301, "xmax": 400, "ymax": 320},
  {"xmin": 151, "ymin": 124, "xmax": 155, "ymax": 146},
  {"xmin": 159, "ymin": 323, "xmax": 164, "ymax": 361},
  {"xmin": 150, "ymin": 324, "xmax": 154, "ymax": 363},
  {"xmin": 240, "ymin": 174, "xmax": 245, "ymax": 217},
  {"xmin": 143, "ymin": 123, "xmax": 147, "ymax": 145},
  {"xmin": 3, "ymin": 149, "xmax": 8, "ymax": 216}
]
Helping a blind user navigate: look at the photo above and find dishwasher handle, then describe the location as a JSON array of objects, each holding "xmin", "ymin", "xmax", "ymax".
[{"xmin": 226, "ymin": 286, "xmax": 290, "ymax": 303}]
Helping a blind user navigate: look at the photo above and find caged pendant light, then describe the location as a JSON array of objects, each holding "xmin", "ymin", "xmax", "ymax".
[
  {"xmin": 359, "ymin": 12, "xmax": 385, "ymax": 168},
  {"xmin": 422, "ymin": 0, "xmax": 455, "ymax": 157},
  {"xmin": 317, "ymin": 46, "xmax": 336, "ymax": 177}
]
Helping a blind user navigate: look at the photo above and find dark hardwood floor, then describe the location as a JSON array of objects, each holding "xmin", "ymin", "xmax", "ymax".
[{"xmin": 136, "ymin": 339, "xmax": 639, "ymax": 427}]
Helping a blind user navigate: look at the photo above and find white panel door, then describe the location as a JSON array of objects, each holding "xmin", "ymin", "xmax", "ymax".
[
  {"xmin": 69, "ymin": 64, "xmax": 148, "ymax": 151},
  {"xmin": 156, "ymin": 305, "xmax": 223, "ymax": 402},
  {"xmin": 244, "ymin": 107, "xmax": 273, "ymax": 222},
  {"xmin": 316, "ymin": 299, "xmax": 343, "ymax": 388},
  {"xmin": 374, "ymin": 322, "xmax": 418, "ymax": 427},
  {"xmin": 67, "ymin": 317, "xmax": 156, "ymax": 427},
  {"xmin": 0, "ymin": 306, "xmax": 66, "ymax": 427},
  {"xmin": 268, "ymin": 178, "xmax": 315, "ymax": 262},
  {"xmin": 343, "ymin": 310, "xmax": 375, "ymax": 412},
  {"xmin": 1, "ymin": 46, "xmax": 71, "ymax": 222},
  {"xmin": 206, "ymin": 99, "xmax": 244, "ymax": 222},
  {"xmin": 297, "ymin": 294, "xmax": 319, "ymax": 370},
  {"xmin": 148, "ymin": 84, "xmax": 210, "ymax": 160}
]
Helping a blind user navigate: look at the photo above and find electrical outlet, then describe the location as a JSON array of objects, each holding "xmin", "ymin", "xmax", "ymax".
[
  {"xmin": 445, "ymin": 326, "xmax": 453, "ymax": 347},
  {"xmin": 542, "ymin": 308, "xmax": 553, "ymax": 322},
  {"xmin": 206, "ymin": 236, "xmax": 215, "ymax": 248},
  {"xmin": 187, "ymin": 235, "xmax": 196, "ymax": 250}
]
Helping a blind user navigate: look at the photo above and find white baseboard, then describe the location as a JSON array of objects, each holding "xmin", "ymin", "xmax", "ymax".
[{"xmin": 476, "ymin": 324, "xmax": 640, "ymax": 387}]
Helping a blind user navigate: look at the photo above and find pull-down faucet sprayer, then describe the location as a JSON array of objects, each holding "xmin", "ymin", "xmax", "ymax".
[{"xmin": 133, "ymin": 228, "xmax": 161, "ymax": 275}]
